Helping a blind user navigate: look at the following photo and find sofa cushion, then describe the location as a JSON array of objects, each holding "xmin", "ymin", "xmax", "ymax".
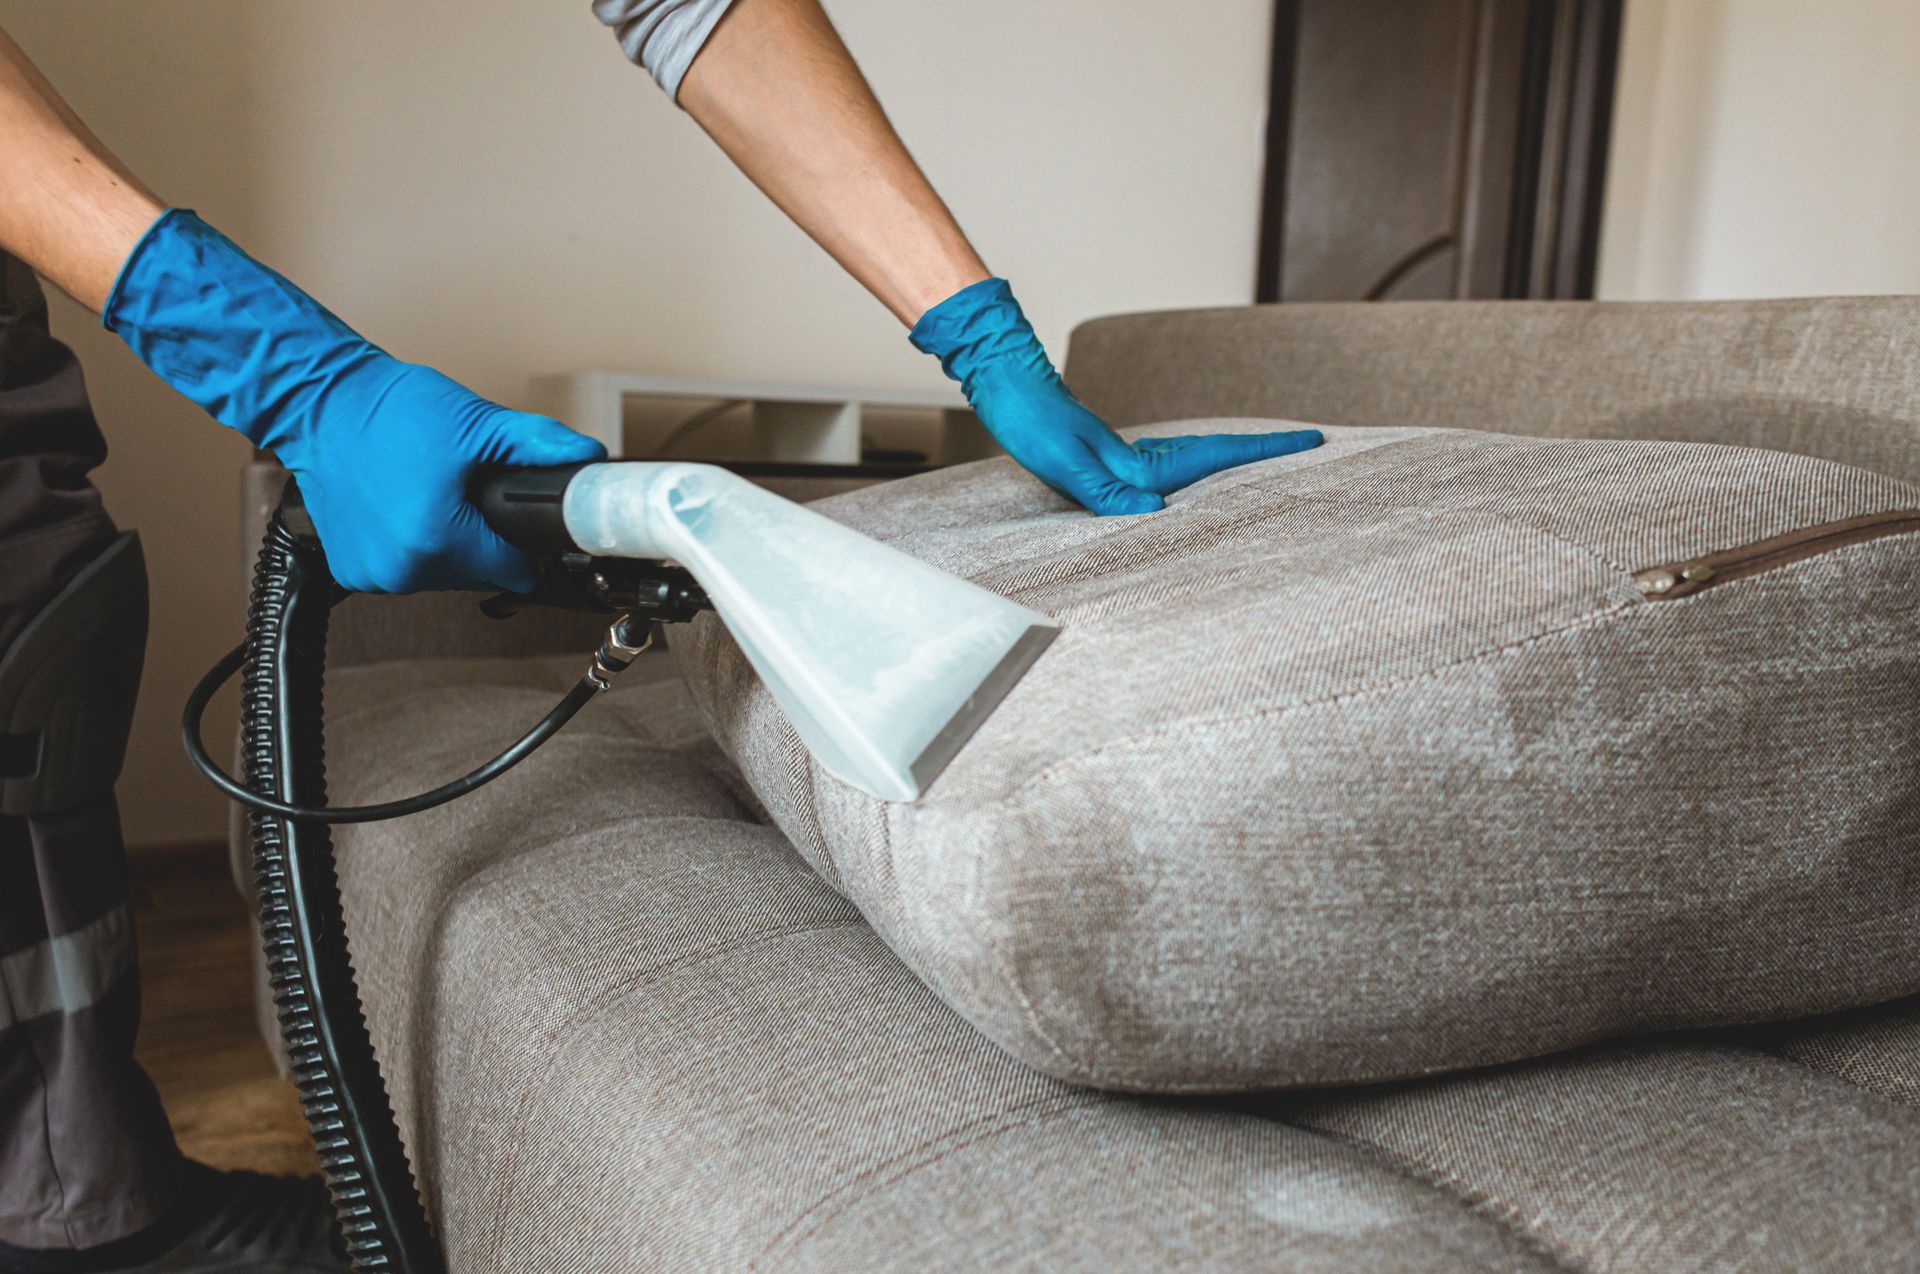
[
  {"xmin": 319, "ymin": 654, "xmax": 1920, "ymax": 1271},
  {"xmin": 320, "ymin": 658, "xmax": 1561, "ymax": 1272},
  {"xmin": 673, "ymin": 421, "xmax": 1920, "ymax": 1091}
]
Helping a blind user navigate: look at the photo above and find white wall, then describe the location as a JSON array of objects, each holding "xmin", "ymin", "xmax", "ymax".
[
  {"xmin": 0, "ymin": 0, "xmax": 1277, "ymax": 846},
  {"xmin": 1599, "ymin": 0, "xmax": 1920, "ymax": 300}
]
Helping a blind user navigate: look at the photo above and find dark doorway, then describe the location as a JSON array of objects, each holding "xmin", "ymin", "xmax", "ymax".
[{"xmin": 1256, "ymin": 0, "xmax": 1624, "ymax": 302}]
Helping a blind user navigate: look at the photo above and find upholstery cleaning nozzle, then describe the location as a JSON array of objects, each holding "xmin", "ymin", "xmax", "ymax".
[{"xmin": 477, "ymin": 462, "xmax": 1057, "ymax": 800}]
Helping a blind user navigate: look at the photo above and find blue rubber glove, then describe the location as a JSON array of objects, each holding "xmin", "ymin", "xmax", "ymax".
[
  {"xmin": 102, "ymin": 209, "xmax": 606, "ymax": 593},
  {"xmin": 910, "ymin": 278, "xmax": 1323, "ymax": 514}
]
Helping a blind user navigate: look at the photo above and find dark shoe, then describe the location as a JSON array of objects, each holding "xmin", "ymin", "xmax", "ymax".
[
  {"xmin": 0, "ymin": 1165, "xmax": 346, "ymax": 1273},
  {"xmin": 136, "ymin": 1167, "xmax": 344, "ymax": 1272}
]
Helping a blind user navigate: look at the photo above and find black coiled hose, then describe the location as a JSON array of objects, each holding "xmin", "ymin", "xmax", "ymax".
[{"xmin": 241, "ymin": 510, "xmax": 445, "ymax": 1273}]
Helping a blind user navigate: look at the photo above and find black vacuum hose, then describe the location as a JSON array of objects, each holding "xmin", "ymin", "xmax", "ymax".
[
  {"xmin": 202, "ymin": 468, "xmax": 692, "ymax": 1270},
  {"xmin": 242, "ymin": 510, "xmax": 444, "ymax": 1273}
]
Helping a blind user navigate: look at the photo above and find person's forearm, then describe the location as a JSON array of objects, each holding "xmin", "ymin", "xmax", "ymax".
[
  {"xmin": 677, "ymin": 0, "xmax": 988, "ymax": 326},
  {"xmin": 0, "ymin": 26, "xmax": 162, "ymax": 311}
]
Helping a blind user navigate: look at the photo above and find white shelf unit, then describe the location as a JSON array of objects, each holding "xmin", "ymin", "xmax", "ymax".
[{"xmin": 526, "ymin": 373, "xmax": 992, "ymax": 465}]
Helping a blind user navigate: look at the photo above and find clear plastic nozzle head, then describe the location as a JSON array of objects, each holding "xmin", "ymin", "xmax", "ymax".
[{"xmin": 562, "ymin": 463, "xmax": 1056, "ymax": 801}]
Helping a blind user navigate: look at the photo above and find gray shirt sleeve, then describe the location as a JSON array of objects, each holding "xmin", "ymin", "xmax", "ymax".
[{"xmin": 592, "ymin": 0, "xmax": 739, "ymax": 101}]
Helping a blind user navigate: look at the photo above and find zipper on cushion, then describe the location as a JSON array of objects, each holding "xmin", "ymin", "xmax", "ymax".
[{"xmin": 1634, "ymin": 509, "xmax": 1920, "ymax": 600}]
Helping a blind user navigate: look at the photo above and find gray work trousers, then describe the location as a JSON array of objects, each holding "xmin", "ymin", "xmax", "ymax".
[{"xmin": 0, "ymin": 253, "xmax": 182, "ymax": 1249}]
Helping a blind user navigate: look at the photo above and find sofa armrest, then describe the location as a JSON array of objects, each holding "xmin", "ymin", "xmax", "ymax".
[{"xmin": 1063, "ymin": 297, "xmax": 1920, "ymax": 484}]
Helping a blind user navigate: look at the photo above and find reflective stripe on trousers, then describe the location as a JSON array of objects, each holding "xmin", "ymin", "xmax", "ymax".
[{"xmin": 0, "ymin": 905, "xmax": 135, "ymax": 1033}]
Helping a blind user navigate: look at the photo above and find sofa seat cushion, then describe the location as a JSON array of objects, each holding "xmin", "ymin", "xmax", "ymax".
[
  {"xmin": 317, "ymin": 654, "xmax": 1920, "ymax": 1271},
  {"xmin": 673, "ymin": 422, "xmax": 1920, "ymax": 1091}
]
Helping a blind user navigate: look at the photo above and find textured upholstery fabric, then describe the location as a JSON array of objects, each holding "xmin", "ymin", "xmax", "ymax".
[
  {"xmin": 318, "ymin": 655, "xmax": 1920, "ymax": 1272},
  {"xmin": 321, "ymin": 659, "xmax": 1556, "ymax": 1272},
  {"xmin": 1749, "ymin": 995, "xmax": 1920, "ymax": 1110},
  {"xmin": 673, "ymin": 422, "xmax": 1920, "ymax": 1090},
  {"xmin": 1064, "ymin": 298, "xmax": 1920, "ymax": 485},
  {"xmin": 1268, "ymin": 1039, "xmax": 1920, "ymax": 1272}
]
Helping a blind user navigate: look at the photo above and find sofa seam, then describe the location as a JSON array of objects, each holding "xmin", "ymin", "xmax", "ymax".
[
  {"xmin": 785, "ymin": 732, "xmax": 838, "ymax": 885},
  {"xmin": 479, "ymin": 918, "xmax": 869, "ymax": 1264},
  {"xmin": 749, "ymin": 1092, "xmax": 1112, "ymax": 1269},
  {"xmin": 962, "ymin": 799, "xmax": 1089, "ymax": 1080},
  {"xmin": 350, "ymin": 810, "xmax": 763, "ymax": 957},
  {"xmin": 1457, "ymin": 506, "xmax": 1635, "ymax": 575},
  {"xmin": 1279, "ymin": 1119, "xmax": 1588, "ymax": 1274},
  {"xmin": 1729, "ymin": 1032, "xmax": 1920, "ymax": 1117}
]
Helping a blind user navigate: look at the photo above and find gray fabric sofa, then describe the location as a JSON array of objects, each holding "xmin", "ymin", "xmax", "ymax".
[{"xmin": 242, "ymin": 297, "xmax": 1920, "ymax": 1271}]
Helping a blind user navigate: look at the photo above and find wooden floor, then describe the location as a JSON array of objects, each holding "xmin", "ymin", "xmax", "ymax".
[{"xmin": 128, "ymin": 843, "xmax": 319, "ymax": 1177}]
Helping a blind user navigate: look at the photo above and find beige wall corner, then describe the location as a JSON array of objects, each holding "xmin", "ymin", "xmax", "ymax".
[{"xmin": 1600, "ymin": 0, "xmax": 1920, "ymax": 300}]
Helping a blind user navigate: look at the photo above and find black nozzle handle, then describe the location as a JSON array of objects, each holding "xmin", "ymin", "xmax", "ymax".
[{"xmin": 470, "ymin": 463, "xmax": 594, "ymax": 555}]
